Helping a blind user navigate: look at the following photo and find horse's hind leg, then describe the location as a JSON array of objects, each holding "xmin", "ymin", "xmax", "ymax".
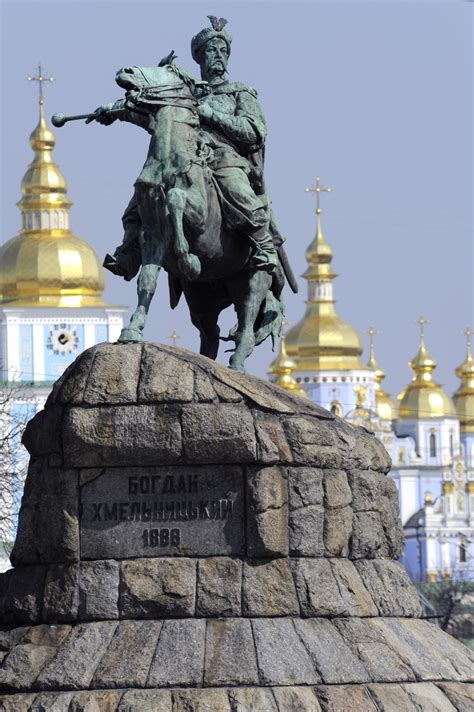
[
  {"xmin": 192, "ymin": 310, "xmax": 220, "ymax": 360},
  {"xmin": 167, "ymin": 188, "xmax": 201, "ymax": 281},
  {"xmin": 182, "ymin": 283, "xmax": 229, "ymax": 360},
  {"xmin": 227, "ymin": 271, "xmax": 272, "ymax": 372}
]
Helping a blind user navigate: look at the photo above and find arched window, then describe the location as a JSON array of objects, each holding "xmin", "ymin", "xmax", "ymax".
[
  {"xmin": 429, "ymin": 432, "xmax": 437, "ymax": 457},
  {"xmin": 459, "ymin": 541, "xmax": 467, "ymax": 563},
  {"xmin": 397, "ymin": 447, "xmax": 406, "ymax": 465},
  {"xmin": 449, "ymin": 432, "xmax": 454, "ymax": 457},
  {"xmin": 42, "ymin": 211, "xmax": 50, "ymax": 229}
]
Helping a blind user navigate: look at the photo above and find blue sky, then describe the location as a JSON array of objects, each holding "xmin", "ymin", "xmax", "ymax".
[{"xmin": 1, "ymin": 0, "xmax": 472, "ymax": 398}]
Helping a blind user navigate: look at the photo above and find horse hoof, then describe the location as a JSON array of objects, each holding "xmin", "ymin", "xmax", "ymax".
[
  {"xmin": 228, "ymin": 357, "xmax": 246, "ymax": 374},
  {"xmin": 118, "ymin": 327, "xmax": 143, "ymax": 343},
  {"xmin": 229, "ymin": 364, "xmax": 246, "ymax": 374}
]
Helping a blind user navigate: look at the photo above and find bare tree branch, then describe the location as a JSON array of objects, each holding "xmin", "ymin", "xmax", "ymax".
[{"xmin": 0, "ymin": 380, "xmax": 32, "ymax": 556}]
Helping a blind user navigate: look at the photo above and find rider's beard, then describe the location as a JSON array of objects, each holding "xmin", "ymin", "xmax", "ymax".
[{"xmin": 204, "ymin": 58, "xmax": 227, "ymax": 80}]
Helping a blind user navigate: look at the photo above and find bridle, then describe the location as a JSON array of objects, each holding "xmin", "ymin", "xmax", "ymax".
[{"xmin": 125, "ymin": 73, "xmax": 199, "ymax": 116}]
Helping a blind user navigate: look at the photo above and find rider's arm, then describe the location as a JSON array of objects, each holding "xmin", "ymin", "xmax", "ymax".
[
  {"xmin": 203, "ymin": 89, "xmax": 267, "ymax": 152},
  {"xmin": 109, "ymin": 99, "xmax": 150, "ymax": 130},
  {"xmin": 93, "ymin": 99, "xmax": 150, "ymax": 130}
]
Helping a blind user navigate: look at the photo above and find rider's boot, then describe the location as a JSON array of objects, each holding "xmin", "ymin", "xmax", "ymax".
[
  {"xmin": 250, "ymin": 229, "xmax": 278, "ymax": 272},
  {"xmin": 104, "ymin": 225, "xmax": 141, "ymax": 282}
]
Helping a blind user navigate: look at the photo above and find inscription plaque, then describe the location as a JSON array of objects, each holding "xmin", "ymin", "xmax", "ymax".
[{"xmin": 80, "ymin": 466, "xmax": 244, "ymax": 559}]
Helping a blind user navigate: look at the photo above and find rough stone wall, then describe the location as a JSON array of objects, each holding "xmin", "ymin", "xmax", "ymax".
[{"xmin": 0, "ymin": 343, "xmax": 472, "ymax": 710}]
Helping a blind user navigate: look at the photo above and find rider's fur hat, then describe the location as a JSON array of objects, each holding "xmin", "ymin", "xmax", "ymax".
[{"xmin": 191, "ymin": 16, "xmax": 232, "ymax": 63}]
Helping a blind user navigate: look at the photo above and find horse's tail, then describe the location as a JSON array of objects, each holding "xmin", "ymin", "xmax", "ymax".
[
  {"xmin": 253, "ymin": 290, "xmax": 285, "ymax": 348},
  {"xmin": 222, "ymin": 286, "xmax": 284, "ymax": 351}
]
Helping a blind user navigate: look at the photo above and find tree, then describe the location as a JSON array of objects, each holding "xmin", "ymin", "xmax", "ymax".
[
  {"xmin": 0, "ymin": 381, "xmax": 32, "ymax": 564},
  {"xmin": 418, "ymin": 577, "xmax": 474, "ymax": 641}
]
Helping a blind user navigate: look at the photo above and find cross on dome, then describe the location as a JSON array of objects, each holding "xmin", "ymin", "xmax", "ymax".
[
  {"xmin": 366, "ymin": 326, "xmax": 380, "ymax": 372},
  {"xmin": 415, "ymin": 316, "xmax": 429, "ymax": 337},
  {"xmin": 461, "ymin": 327, "xmax": 473, "ymax": 363},
  {"xmin": 464, "ymin": 327, "xmax": 473, "ymax": 349},
  {"xmin": 367, "ymin": 326, "xmax": 378, "ymax": 347},
  {"xmin": 27, "ymin": 63, "xmax": 55, "ymax": 104},
  {"xmin": 281, "ymin": 318, "xmax": 291, "ymax": 335},
  {"xmin": 168, "ymin": 330, "xmax": 182, "ymax": 347},
  {"xmin": 305, "ymin": 177, "xmax": 332, "ymax": 215}
]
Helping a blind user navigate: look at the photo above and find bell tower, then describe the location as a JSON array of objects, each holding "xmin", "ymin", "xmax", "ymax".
[{"xmin": 0, "ymin": 66, "xmax": 127, "ymax": 392}]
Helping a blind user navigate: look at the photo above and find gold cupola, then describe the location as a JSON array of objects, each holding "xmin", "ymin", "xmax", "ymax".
[
  {"xmin": 366, "ymin": 327, "xmax": 394, "ymax": 421},
  {"xmin": 453, "ymin": 328, "xmax": 474, "ymax": 433},
  {"xmin": 268, "ymin": 335, "xmax": 307, "ymax": 397},
  {"xmin": 285, "ymin": 178, "xmax": 364, "ymax": 370},
  {"xmin": 0, "ymin": 87, "xmax": 105, "ymax": 307},
  {"xmin": 397, "ymin": 317, "xmax": 456, "ymax": 420}
]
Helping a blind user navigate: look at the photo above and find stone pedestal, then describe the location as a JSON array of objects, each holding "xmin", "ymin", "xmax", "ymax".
[{"xmin": 0, "ymin": 343, "xmax": 472, "ymax": 710}]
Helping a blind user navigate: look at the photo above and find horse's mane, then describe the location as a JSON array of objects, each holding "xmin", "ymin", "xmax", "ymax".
[{"xmin": 167, "ymin": 63, "xmax": 196, "ymax": 92}]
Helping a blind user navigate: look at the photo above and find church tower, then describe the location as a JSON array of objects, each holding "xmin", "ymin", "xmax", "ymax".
[
  {"xmin": 453, "ymin": 328, "xmax": 474, "ymax": 471},
  {"xmin": 284, "ymin": 179, "xmax": 376, "ymax": 415},
  {"xmin": 0, "ymin": 70, "xmax": 126, "ymax": 395},
  {"xmin": 0, "ymin": 71, "xmax": 127, "ymax": 564},
  {"xmin": 366, "ymin": 327, "xmax": 395, "ymax": 426},
  {"xmin": 395, "ymin": 318, "xmax": 459, "ymax": 464}
]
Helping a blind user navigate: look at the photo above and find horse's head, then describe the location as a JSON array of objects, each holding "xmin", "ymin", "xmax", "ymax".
[{"xmin": 116, "ymin": 65, "xmax": 194, "ymax": 96}]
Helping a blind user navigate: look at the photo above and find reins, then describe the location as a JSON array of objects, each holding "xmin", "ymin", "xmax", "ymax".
[{"xmin": 127, "ymin": 84, "xmax": 198, "ymax": 115}]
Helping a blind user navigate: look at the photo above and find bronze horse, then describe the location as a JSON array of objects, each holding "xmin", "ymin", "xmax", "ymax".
[{"xmin": 105, "ymin": 64, "xmax": 291, "ymax": 372}]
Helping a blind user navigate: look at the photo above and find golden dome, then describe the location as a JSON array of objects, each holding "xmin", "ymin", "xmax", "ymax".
[
  {"xmin": 0, "ymin": 100, "xmax": 105, "ymax": 307},
  {"xmin": 424, "ymin": 490, "xmax": 434, "ymax": 505},
  {"xmin": 366, "ymin": 327, "xmax": 394, "ymax": 421},
  {"xmin": 268, "ymin": 335, "xmax": 307, "ymax": 397},
  {"xmin": 397, "ymin": 318, "xmax": 456, "ymax": 420},
  {"xmin": 453, "ymin": 328, "xmax": 474, "ymax": 433},
  {"xmin": 285, "ymin": 181, "xmax": 364, "ymax": 371}
]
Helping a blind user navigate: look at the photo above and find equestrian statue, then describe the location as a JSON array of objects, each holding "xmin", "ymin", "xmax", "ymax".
[{"xmin": 52, "ymin": 16, "xmax": 298, "ymax": 372}]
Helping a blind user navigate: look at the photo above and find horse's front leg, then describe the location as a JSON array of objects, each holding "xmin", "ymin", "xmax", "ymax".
[
  {"xmin": 166, "ymin": 188, "xmax": 201, "ymax": 281},
  {"xmin": 118, "ymin": 185, "xmax": 165, "ymax": 342},
  {"xmin": 118, "ymin": 232, "xmax": 164, "ymax": 342},
  {"xmin": 227, "ymin": 271, "xmax": 272, "ymax": 373}
]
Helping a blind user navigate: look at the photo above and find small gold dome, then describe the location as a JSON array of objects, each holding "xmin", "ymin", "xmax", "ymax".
[
  {"xmin": 424, "ymin": 490, "xmax": 434, "ymax": 505},
  {"xmin": 0, "ymin": 101, "xmax": 105, "ymax": 307},
  {"xmin": 366, "ymin": 327, "xmax": 394, "ymax": 421},
  {"xmin": 345, "ymin": 386, "xmax": 377, "ymax": 431},
  {"xmin": 285, "ymin": 197, "xmax": 364, "ymax": 371},
  {"xmin": 268, "ymin": 336, "xmax": 307, "ymax": 397},
  {"xmin": 453, "ymin": 328, "xmax": 474, "ymax": 433},
  {"xmin": 397, "ymin": 319, "xmax": 456, "ymax": 420}
]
